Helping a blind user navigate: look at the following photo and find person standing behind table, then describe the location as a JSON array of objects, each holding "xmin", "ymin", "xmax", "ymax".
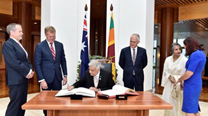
[
  {"xmin": 119, "ymin": 33, "xmax": 148, "ymax": 91},
  {"xmin": 34, "ymin": 26, "xmax": 68, "ymax": 115},
  {"xmin": 2, "ymin": 23, "xmax": 34, "ymax": 116},
  {"xmin": 161, "ymin": 43, "xmax": 187, "ymax": 116},
  {"xmin": 67, "ymin": 60, "xmax": 115, "ymax": 92},
  {"xmin": 175, "ymin": 37, "xmax": 206, "ymax": 116}
]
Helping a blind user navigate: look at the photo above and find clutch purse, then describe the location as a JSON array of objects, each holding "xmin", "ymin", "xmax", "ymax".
[{"xmin": 98, "ymin": 94, "xmax": 109, "ymax": 99}]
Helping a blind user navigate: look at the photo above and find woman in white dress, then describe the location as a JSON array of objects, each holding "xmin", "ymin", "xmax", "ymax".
[{"xmin": 161, "ymin": 43, "xmax": 187, "ymax": 116}]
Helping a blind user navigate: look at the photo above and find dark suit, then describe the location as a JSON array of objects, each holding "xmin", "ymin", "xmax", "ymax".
[
  {"xmin": 2, "ymin": 38, "xmax": 32, "ymax": 116},
  {"xmin": 34, "ymin": 40, "xmax": 67, "ymax": 90},
  {"xmin": 73, "ymin": 69, "xmax": 115, "ymax": 90},
  {"xmin": 119, "ymin": 46, "xmax": 147, "ymax": 91}
]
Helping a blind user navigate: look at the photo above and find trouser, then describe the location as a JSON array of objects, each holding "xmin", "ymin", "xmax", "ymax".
[
  {"xmin": 6, "ymin": 83, "xmax": 28, "ymax": 116},
  {"xmin": 42, "ymin": 75, "xmax": 62, "ymax": 116},
  {"xmin": 124, "ymin": 75, "xmax": 143, "ymax": 91}
]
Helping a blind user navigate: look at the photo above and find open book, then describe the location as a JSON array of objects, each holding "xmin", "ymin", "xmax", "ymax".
[
  {"xmin": 98, "ymin": 85, "xmax": 139, "ymax": 98},
  {"xmin": 55, "ymin": 87, "xmax": 96, "ymax": 97}
]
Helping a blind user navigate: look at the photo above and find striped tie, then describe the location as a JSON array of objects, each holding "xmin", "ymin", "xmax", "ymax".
[
  {"xmin": 50, "ymin": 43, "xmax": 55, "ymax": 60},
  {"xmin": 133, "ymin": 48, "xmax": 135, "ymax": 65},
  {"xmin": 133, "ymin": 48, "xmax": 135, "ymax": 75}
]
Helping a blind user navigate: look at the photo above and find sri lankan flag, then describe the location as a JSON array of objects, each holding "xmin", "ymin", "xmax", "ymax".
[{"xmin": 107, "ymin": 12, "xmax": 116, "ymax": 83}]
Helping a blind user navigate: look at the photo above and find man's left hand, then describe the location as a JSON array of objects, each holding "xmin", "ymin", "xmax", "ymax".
[
  {"xmin": 89, "ymin": 87, "xmax": 99, "ymax": 92},
  {"xmin": 63, "ymin": 77, "xmax": 67, "ymax": 85}
]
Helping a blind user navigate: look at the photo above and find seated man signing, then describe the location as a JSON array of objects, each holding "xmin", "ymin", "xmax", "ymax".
[{"xmin": 67, "ymin": 60, "xmax": 115, "ymax": 92}]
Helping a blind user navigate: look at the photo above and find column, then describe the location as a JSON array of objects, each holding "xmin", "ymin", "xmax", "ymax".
[
  {"xmin": 17, "ymin": 2, "xmax": 32, "ymax": 59},
  {"xmin": 159, "ymin": 8, "xmax": 174, "ymax": 84}
]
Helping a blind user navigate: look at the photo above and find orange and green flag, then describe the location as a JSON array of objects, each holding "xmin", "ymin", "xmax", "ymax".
[{"xmin": 107, "ymin": 12, "xmax": 116, "ymax": 83}]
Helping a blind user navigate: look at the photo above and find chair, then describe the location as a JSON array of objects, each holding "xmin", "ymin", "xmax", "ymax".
[{"xmin": 101, "ymin": 63, "xmax": 112, "ymax": 73}]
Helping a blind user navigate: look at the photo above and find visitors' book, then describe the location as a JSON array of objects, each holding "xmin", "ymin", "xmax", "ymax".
[
  {"xmin": 98, "ymin": 85, "xmax": 139, "ymax": 98},
  {"xmin": 55, "ymin": 87, "xmax": 96, "ymax": 97}
]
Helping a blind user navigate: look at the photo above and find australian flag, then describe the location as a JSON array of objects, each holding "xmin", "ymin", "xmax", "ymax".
[{"xmin": 80, "ymin": 14, "xmax": 89, "ymax": 79}]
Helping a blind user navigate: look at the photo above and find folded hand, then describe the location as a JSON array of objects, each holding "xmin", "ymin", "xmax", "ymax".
[{"xmin": 26, "ymin": 71, "xmax": 34, "ymax": 79}]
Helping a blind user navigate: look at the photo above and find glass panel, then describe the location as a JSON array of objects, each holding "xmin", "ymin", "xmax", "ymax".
[
  {"xmin": 173, "ymin": 39, "xmax": 176, "ymax": 43},
  {"xmin": 181, "ymin": 48, "xmax": 186, "ymax": 56},
  {"xmin": 178, "ymin": 38, "xmax": 185, "ymax": 47},
  {"xmin": 153, "ymin": 49, "xmax": 156, "ymax": 67},
  {"xmin": 153, "ymin": 40, "xmax": 157, "ymax": 48}
]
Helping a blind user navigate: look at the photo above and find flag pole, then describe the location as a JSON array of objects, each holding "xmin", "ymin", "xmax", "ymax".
[
  {"xmin": 107, "ymin": 4, "xmax": 116, "ymax": 83},
  {"xmin": 85, "ymin": 4, "xmax": 88, "ymax": 11},
  {"xmin": 110, "ymin": 4, "xmax": 113, "ymax": 12},
  {"xmin": 80, "ymin": 4, "xmax": 89, "ymax": 79}
]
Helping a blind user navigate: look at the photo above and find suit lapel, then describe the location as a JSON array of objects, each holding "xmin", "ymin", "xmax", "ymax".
[
  {"xmin": 97, "ymin": 70, "xmax": 102, "ymax": 88},
  {"xmin": 54, "ymin": 41, "xmax": 59, "ymax": 61},
  {"xmin": 9, "ymin": 38, "xmax": 27, "ymax": 58},
  {"xmin": 43, "ymin": 40, "xmax": 54, "ymax": 61},
  {"xmin": 89, "ymin": 75, "xmax": 95, "ymax": 87},
  {"xmin": 135, "ymin": 47, "xmax": 140, "ymax": 64},
  {"xmin": 127, "ymin": 47, "xmax": 133, "ymax": 65}
]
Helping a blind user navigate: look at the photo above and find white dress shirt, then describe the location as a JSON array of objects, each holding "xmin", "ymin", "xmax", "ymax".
[
  {"xmin": 130, "ymin": 47, "xmax": 137, "ymax": 60},
  {"xmin": 93, "ymin": 71, "xmax": 100, "ymax": 88}
]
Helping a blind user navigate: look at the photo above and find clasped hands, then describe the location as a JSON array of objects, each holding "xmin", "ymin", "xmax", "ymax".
[
  {"xmin": 169, "ymin": 75, "xmax": 183, "ymax": 90},
  {"xmin": 26, "ymin": 71, "xmax": 35, "ymax": 79}
]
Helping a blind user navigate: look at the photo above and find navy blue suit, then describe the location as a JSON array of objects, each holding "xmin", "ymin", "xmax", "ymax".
[
  {"xmin": 2, "ymin": 38, "xmax": 32, "ymax": 116},
  {"xmin": 119, "ymin": 46, "xmax": 147, "ymax": 91},
  {"xmin": 73, "ymin": 69, "xmax": 115, "ymax": 91},
  {"xmin": 34, "ymin": 40, "xmax": 67, "ymax": 90}
]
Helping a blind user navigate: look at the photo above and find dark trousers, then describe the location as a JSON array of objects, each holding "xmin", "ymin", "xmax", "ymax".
[
  {"xmin": 42, "ymin": 76, "xmax": 62, "ymax": 116},
  {"xmin": 124, "ymin": 75, "xmax": 143, "ymax": 91},
  {"xmin": 6, "ymin": 83, "xmax": 28, "ymax": 116}
]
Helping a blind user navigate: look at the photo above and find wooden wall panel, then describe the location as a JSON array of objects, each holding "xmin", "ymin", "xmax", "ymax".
[
  {"xmin": 35, "ymin": 6, "xmax": 41, "ymax": 20},
  {"xmin": 154, "ymin": 11, "xmax": 161, "ymax": 24},
  {"xmin": 179, "ymin": 3, "xmax": 208, "ymax": 21},
  {"xmin": 0, "ymin": 0, "xmax": 13, "ymax": 15},
  {"xmin": 0, "ymin": 32, "xmax": 6, "ymax": 69}
]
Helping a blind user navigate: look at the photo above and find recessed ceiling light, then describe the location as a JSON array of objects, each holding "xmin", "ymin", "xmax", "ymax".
[{"xmin": 34, "ymin": 22, "xmax": 37, "ymax": 24}]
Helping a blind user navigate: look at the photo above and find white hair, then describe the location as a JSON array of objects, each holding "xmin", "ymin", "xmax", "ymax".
[
  {"xmin": 6, "ymin": 23, "xmax": 21, "ymax": 35},
  {"xmin": 131, "ymin": 33, "xmax": 140, "ymax": 41},
  {"xmin": 88, "ymin": 60, "xmax": 104, "ymax": 69}
]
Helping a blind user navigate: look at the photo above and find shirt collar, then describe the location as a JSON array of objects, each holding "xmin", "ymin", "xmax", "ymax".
[
  {"xmin": 46, "ymin": 39, "xmax": 55, "ymax": 45},
  {"xmin": 11, "ymin": 38, "xmax": 19, "ymax": 44},
  {"xmin": 95, "ymin": 71, "xmax": 100, "ymax": 79}
]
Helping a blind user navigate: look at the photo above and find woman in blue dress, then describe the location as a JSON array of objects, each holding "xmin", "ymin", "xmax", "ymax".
[{"xmin": 175, "ymin": 37, "xmax": 206, "ymax": 116}]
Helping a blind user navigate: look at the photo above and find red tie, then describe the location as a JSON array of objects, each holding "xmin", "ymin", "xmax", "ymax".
[{"xmin": 50, "ymin": 43, "xmax": 55, "ymax": 60}]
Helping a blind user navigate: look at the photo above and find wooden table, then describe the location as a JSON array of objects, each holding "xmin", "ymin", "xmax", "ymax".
[{"xmin": 22, "ymin": 91, "xmax": 172, "ymax": 116}]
